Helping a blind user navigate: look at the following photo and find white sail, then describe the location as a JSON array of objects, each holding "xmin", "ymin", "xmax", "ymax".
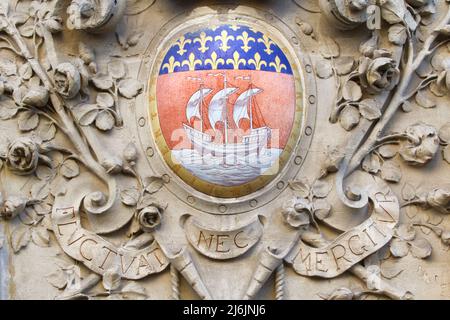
[
  {"xmin": 233, "ymin": 88, "xmax": 262, "ymax": 128},
  {"xmin": 186, "ymin": 88, "xmax": 212, "ymax": 123},
  {"xmin": 208, "ymin": 87, "xmax": 237, "ymax": 129}
]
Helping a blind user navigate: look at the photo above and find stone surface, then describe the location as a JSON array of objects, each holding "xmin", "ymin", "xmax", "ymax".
[{"xmin": 0, "ymin": 0, "xmax": 449, "ymax": 300}]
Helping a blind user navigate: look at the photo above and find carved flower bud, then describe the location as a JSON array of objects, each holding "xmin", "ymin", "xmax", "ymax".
[
  {"xmin": 281, "ymin": 197, "xmax": 310, "ymax": 228},
  {"xmin": 21, "ymin": 86, "xmax": 49, "ymax": 107},
  {"xmin": 102, "ymin": 157, "xmax": 123, "ymax": 174},
  {"xmin": 137, "ymin": 206, "xmax": 162, "ymax": 232},
  {"xmin": 441, "ymin": 230, "xmax": 450, "ymax": 245},
  {"xmin": 399, "ymin": 122, "xmax": 439, "ymax": 166},
  {"xmin": 1, "ymin": 195, "xmax": 27, "ymax": 220},
  {"xmin": 6, "ymin": 137, "xmax": 39, "ymax": 175},
  {"xmin": 54, "ymin": 63, "xmax": 81, "ymax": 99},
  {"xmin": 123, "ymin": 143, "xmax": 138, "ymax": 163},
  {"xmin": 426, "ymin": 188, "xmax": 450, "ymax": 214},
  {"xmin": 435, "ymin": 70, "xmax": 450, "ymax": 94},
  {"xmin": 365, "ymin": 57, "xmax": 400, "ymax": 92}
]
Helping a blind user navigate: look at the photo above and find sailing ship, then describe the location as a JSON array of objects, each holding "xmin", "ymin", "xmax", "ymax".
[{"xmin": 183, "ymin": 73, "xmax": 271, "ymax": 157}]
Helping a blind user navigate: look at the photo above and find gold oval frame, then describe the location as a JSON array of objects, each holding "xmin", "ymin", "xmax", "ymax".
[{"xmin": 148, "ymin": 16, "xmax": 303, "ymax": 198}]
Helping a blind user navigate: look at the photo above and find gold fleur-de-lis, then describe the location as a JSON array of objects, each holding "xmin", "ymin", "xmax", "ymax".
[
  {"xmin": 174, "ymin": 36, "xmax": 192, "ymax": 56},
  {"xmin": 205, "ymin": 52, "xmax": 225, "ymax": 70},
  {"xmin": 182, "ymin": 53, "xmax": 202, "ymax": 71},
  {"xmin": 269, "ymin": 56, "xmax": 287, "ymax": 73},
  {"xmin": 162, "ymin": 56, "xmax": 181, "ymax": 73},
  {"xmin": 210, "ymin": 25, "xmax": 220, "ymax": 32},
  {"xmin": 230, "ymin": 24, "xmax": 240, "ymax": 31},
  {"xmin": 226, "ymin": 51, "xmax": 246, "ymax": 70},
  {"xmin": 236, "ymin": 31, "xmax": 256, "ymax": 53},
  {"xmin": 193, "ymin": 32, "xmax": 213, "ymax": 54},
  {"xmin": 215, "ymin": 30, "xmax": 235, "ymax": 52},
  {"xmin": 257, "ymin": 34, "xmax": 275, "ymax": 55},
  {"xmin": 248, "ymin": 52, "xmax": 267, "ymax": 71}
]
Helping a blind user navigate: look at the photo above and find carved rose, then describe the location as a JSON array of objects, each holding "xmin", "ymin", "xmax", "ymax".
[
  {"xmin": 67, "ymin": 0, "xmax": 125, "ymax": 32},
  {"xmin": 0, "ymin": 195, "xmax": 27, "ymax": 219},
  {"xmin": 361, "ymin": 57, "xmax": 400, "ymax": 92},
  {"xmin": 399, "ymin": 123, "xmax": 439, "ymax": 166},
  {"xmin": 281, "ymin": 197, "xmax": 310, "ymax": 228},
  {"xmin": 54, "ymin": 63, "xmax": 81, "ymax": 99},
  {"xmin": 137, "ymin": 206, "xmax": 162, "ymax": 231},
  {"xmin": 6, "ymin": 137, "xmax": 39, "ymax": 175},
  {"xmin": 426, "ymin": 188, "xmax": 450, "ymax": 214}
]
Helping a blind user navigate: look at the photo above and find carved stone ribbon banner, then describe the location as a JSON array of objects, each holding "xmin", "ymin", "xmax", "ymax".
[
  {"xmin": 52, "ymin": 176, "xmax": 169, "ymax": 280},
  {"xmin": 287, "ymin": 175, "xmax": 399, "ymax": 278},
  {"xmin": 183, "ymin": 215, "xmax": 263, "ymax": 260}
]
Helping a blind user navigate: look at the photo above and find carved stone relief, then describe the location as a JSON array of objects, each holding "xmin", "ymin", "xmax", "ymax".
[{"xmin": 0, "ymin": 0, "xmax": 448, "ymax": 300}]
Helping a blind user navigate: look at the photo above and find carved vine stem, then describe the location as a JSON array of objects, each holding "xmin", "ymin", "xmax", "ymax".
[
  {"xmin": 337, "ymin": 6, "xmax": 450, "ymax": 208},
  {"xmin": 2, "ymin": 16, "xmax": 117, "ymax": 215},
  {"xmin": 301, "ymin": 230, "xmax": 412, "ymax": 300}
]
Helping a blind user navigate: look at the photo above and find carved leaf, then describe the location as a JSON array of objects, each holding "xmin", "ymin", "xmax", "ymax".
[
  {"xmin": 438, "ymin": 122, "xmax": 450, "ymax": 145},
  {"xmin": 315, "ymin": 60, "xmax": 333, "ymax": 79},
  {"xmin": 401, "ymin": 183, "xmax": 416, "ymax": 201},
  {"xmin": 36, "ymin": 165, "xmax": 54, "ymax": 181},
  {"xmin": 288, "ymin": 179, "xmax": 310, "ymax": 198},
  {"xmin": 138, "ymin": 194, "xmax": 167, "ymax": 210},
  {"xmin": 335, "ymin": 56, "xmax": 354, "ymax": 76},
  {"xmin": 19, "ymin": 24, "xmax": 35, "ymax": 38},
  {"xmin": 37, "ymin": 118, "xmax": 56, "ymax": 142},
  {"xmin": 390, "ymin": 238, "xmax": 409, "ymax": 258},
  {"xmin": 0, "ymin": 98, "xmax": 18, "ymax": 120},
  {"xmin": 95, "ymin": 110, "xmax": 115, "ymax": 131},
  {"xmin": 77, "ymin": 104, "xmax": 99, "ymax": 126},
  {"xmin": 45, "ymin": 269, "xmax": 67, "ymax": 289},
  {"xmin": 96, "ymin": 92, "xmax": 114, "ymax": 108},
  {"xmin": 381, "ymin": 0, "xmax": 406, "ymax": 24},
  {"xmin": 342, "ymin": 81, "xmax": 362, "ymax": 102},
  {"xmin": 339, "ymin": 105, "xmax": 360, "ymax": 131},
  {"xmin": 19, "ymin": 63, "xmax": 33, "ymax": 80},
  {"xmin": 362, "ymin": 153, "xmax": 381, "ymax": 174},
  {"xmin": 358, "ymin": 99, "xmax": 381, "ymax": 120},
  {"xmin": 18, "ymin": 110, "xmax": 39, "ymax": 132},
  {"xmin": 60, "ymin": 159, "xmax": 80, "ymax": 179},
  {"xmin": 31, "ymin": 227, "xmax": 50, "ymax": 247},
  {"xmin": 92, "ymin": 76, "xmax": 114, "ymax": 91},
  {"xmin": 311, "ymin": 180, "xmax": 332, "ymax": 198},
  {"xmin": 320, "ymin": 287, "xmax": 355, "ymax": 300},
  {"xmin": 415, "ymin": 89, "xmax": 436, "ymax": 108},
  {"xmin": 388, "ymin": 24, "xmax": 407, "ymax": 45},
  {"xmin": 0, "ymin": 58, "xmax": 17, "ymax": 76},
  {"xmin": 319, "ymin": 38, "xmax": 340, "ymax": 59},
  {"xmin": 0, "ymin": 2, "xmax": 9, "ymax": 16},
  {"xmin": 10, "ymin": 225, "xmax": 31, "ymax": 253},
  {"xmin": 120, "ymin": 187, "xmax": 140, "ymax": 207},
  {"xmin": 118, "ymin": 79, "xmax": 143, "ymax": 99},
  {"xmin": 108, "ymin": 60, "xmax": 127, "ymax": 80},
  {"xmin": 103, "ymin": 266, "xmax": 121, "ymax": 291},
  {"xmin": 396, "ymin": 224, "xmax": 416, "ymax": 241},
  {"xmin": 410, "ymin": 238, "xmax": 432, "ymax": 259},
  {"xmin": 144, "ymin": 176, "xmax": 164, "ymax": 194},
  {"xmin": 31, "ymin": 180, "xmax": 50, "ymax": 200},
  {"xmin": 378, "ymin": 144, "xmax": 397, "ymax": 159},
  {"xmin": 50, "ymin": 176, "xmax": 67, "ymax": 197},
  {"xmin": 380, "ymin": 161, "xmax": 402, "ymax": 183}
]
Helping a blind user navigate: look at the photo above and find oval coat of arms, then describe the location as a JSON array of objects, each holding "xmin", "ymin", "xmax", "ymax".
[{"xmin": 150, "ymin": 22, "xmax": 303, "ymax": 198}]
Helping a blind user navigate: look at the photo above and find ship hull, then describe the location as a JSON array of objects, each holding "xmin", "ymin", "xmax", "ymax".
[{"xmin": 183, "ymin": 124, "xmax": 270, "ymax": 157}]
